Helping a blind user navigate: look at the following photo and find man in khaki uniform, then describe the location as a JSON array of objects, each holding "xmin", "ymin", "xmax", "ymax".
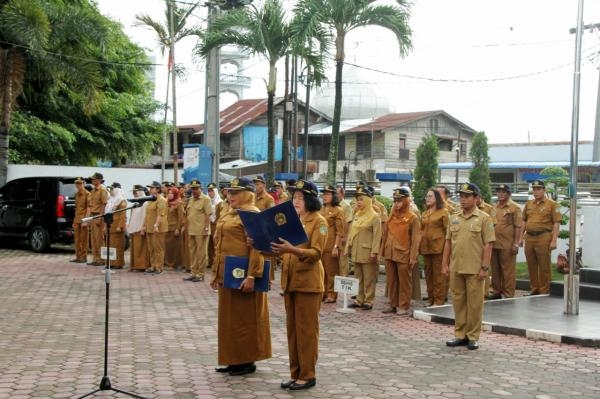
[
  {"xmin": 336, "ymin": 185, "xmax": 353, "ymax": 276},
  {"xmin": 87, "ymin": 172, "xmax": 108, "ymax": 266},
  {"xmin": 477, "ymin": 197, "xmax": 497, "ymax": 297},
  {"xmin": 252, "ymin": 175, "xmax": 275, "ymax": 210},
  {"xmin": 71, "ymin": 177, "xmax": 90, "ymax": 263},
  {"xmin": 275, "ymin": 181, "xmax": 288, "ymax": 202},
  {"xmin": 489, "ymin": 184, "xmax": 523, "ymax": 299},
  {"xmin": 206, "ymin": 182, "xmax": 222, "ymax": 269},
  {"xmin": 143, "ymin": 181, "xmax": 168, "ymax": 274},
  {"xmin": 519, "ymin": 180, "xmax": 561, "ymax": 295},
  {"xmin": 442, "ymin": 183, "xmax": 495, "ymax": 350},
  {"xmin": 183, "ymin": 179, "xmax": 211, "ymax": 282}
]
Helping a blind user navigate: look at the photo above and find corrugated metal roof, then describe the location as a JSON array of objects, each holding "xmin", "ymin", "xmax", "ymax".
[
  {"xmin": 342, "ymin": 110, "xmax": 476, "ymax": 133},
  {"xmin": 307, "ymin": 119, "xmax": 374, "ymax": 135}
]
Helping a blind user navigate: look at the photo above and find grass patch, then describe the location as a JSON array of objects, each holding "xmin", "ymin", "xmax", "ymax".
[{"xmin": 516, "ymin": 262, "xmax": 564, "ymax": 282}]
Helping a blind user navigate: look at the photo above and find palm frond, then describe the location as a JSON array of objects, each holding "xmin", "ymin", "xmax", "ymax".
[{"xmin": 0, "ymin": 0, "xmax": 50, "ymax": 49}]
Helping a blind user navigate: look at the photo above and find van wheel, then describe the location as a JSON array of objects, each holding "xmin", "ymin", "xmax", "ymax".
[{"xmin": 30, "ymin": 226, "xmax": 51, "ymax": 252}]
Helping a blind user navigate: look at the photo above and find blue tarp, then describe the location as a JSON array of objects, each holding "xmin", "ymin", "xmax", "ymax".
[{"xmin": 243, "ymin": 125, "xmax": 282, "ymax": 162}]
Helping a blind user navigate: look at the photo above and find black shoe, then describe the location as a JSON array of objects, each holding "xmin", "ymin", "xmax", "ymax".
[
  {"xmin": 446, "ymin": 338, "xmax": 469, "ymax": 347},
  {"xmin": 144, "ymin": 269, "xmax": 155, "ymax": 274},
  {"xmin": 183, "ymin": 276, "xmax": 195, "ymax": 281},
  {"xmin": 468, "ymin": 340, "xmax": 479, "ymax": 350},
  {"xmin": 280, "ymin": 380, "xmax": 296, "ymax": 389},
  {"xmin": 422, "ymin": 296, "xmax": 429, "ymax": 301},
  {"xmin": 348, "ymin": 302, "xmax": 361, "ymax": 308},
  {"xmin": 289, "ymin": 379, "xmax": 316, "ymax": 390},
  {"xmin": 190, "ymin": 277, "xmax": 203, "ymax": 282},
  {"xmin": 228, "ymin": 363, "xmax": 256, "ymax": 376},
  {"xmin": 524, "ymin": 292, "xmax": 539, "ymax": 296},
  {"xmin": 361, "ymin": 303, "xmax": 373, "ymax": 310},
  {"xmin": 215, "ymin": 365, "xmax": 232, "ymax": 373},
  {"xmin": 486, "ymin": 293, "xmax": 502, "ymax": 300}
]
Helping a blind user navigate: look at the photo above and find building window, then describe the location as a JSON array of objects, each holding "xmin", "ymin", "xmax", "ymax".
[
  {"xmin": 429, "ymin": 118, "xmax": 439, "ymax": 133},
  {"xmin": 356, "ymin": 133, "xmax": 371, "ymax": 158},
  {"xmin": 399, "ymin": 136, "xmax": 406, "ymax": 149}
]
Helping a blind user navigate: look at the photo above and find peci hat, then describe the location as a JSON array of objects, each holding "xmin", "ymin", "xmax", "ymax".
[
  {"xmin": 496, "ymin": 183, "xmax": 512, "ymax": 193},
  {"xmin": 252, "ymin": 175, "xmax": 266, "ymax": 184},
  {"xmin": 108, "ymin": 182, "xmax": 121, "ymax": 190},
  {"xmin": 207, "ymin": 182, "xmax": 217, "ymax": 190},
  {"xmin": 320, "ymin": 184, "xmax": 336, "ymax": 194},
  {"xmin": 228, "ymin": 177, "xmax": 255, "ymax": 192},
  {"xmin": 147, "ymin": 181, "xmax": 161, "ymax": 189},
  {"xmin": 393, "ymin": 187, "xmax": 410, "ymax": 199},
  {"xmin": 74, "ymin": 176, "xmax": 85, "ymax": 184},
  {"xmin": 162, "ymin": 181, "xmax": 173, "ymax": 187},
  {"xmin": 531, "ymin": 180, "xmax": 545, "ymax": 188},
  {"xmin": 89, "ymin": 172, "xmax": 104, "ymax": 181},
  {"xmin": 289, "ymin": 179, "xmax": 319, "ymax": 197},
  {"xmin": 355, "ymin": 186, "xmax": 373, "ymax": 198},
  {"xmin": 189, "ymin": 179, "xmax": 202, "ymax": 188},
  {"xmin": 132, "ymin": 184, "xmax": 145, "ymax": 192},
  {"xmin": 458, "ymin": 182, "xmax": 480, "ymax": 196}
]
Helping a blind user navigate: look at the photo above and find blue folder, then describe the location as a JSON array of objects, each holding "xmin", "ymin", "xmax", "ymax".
[
  {"xmin": 223, "ymin": 256, "xmax": 270, "ymax": 292},
  {"xmin": 237, "ymin": 200, "xmax": 308, "ymax": 252}
]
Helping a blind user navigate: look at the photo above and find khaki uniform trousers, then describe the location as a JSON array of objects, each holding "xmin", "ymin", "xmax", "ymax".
[
  {"xmin": 385, "ymin": 260, "xmax": 412, "ymax": 310},
  {"xmin": 338, "ymin": 251, "xmax": 349, "ymax": 277},
  {"xmin": 90, "ymin": 219, "xmax": 104, "ymax": 263},
  {"xmin": 423, "ymin": 254, "xmax": 446, "ymax": 305},
  {"xmin": 284, "ymin": 291, "xmax": 321, "ymax": 381},
  {"xmin": 73, "ymin": 223, "xmax": 88, "ymax": 261},
  {"xmin": 208, "ymin": 221, "xmax": 216, "ymax": 268},
  {"xmin": 491, "ymin": 248, "xmax": 517, "ymax": 297},
  {"xmin": 354, "ymin": 262, "xmax": 378, "ymax": 305},
  {"xmin": 189, "ymin": 234, "xmax": 208, "ymax": 278},
  {"xmin": 524, "ymin": 233, "xmax": 552, "ymax": 294},
  {"xmin": 107, "ymin": 231, "xmax": 125, "ymax": 268},
  {"xmin": 322, "ymin": 251, "xmax": 338, "ymax": 300},
  {"xmin": 129, "ymin": 232, "xmax": 148, "ymax": 271},
  {"xmin": 164, "ymin": 231, "xmax": 182, "ymax": 268},
  {"xmin": 146, "ymin": 232, "xmax": 165, "ymax": 272},
  {"xmin": 411, "ymin": 264, "xmax": 421, "ymax": 300},
  {"xmin": 450, "ymin": 272, "xmax": 485, "ymax": 341}
]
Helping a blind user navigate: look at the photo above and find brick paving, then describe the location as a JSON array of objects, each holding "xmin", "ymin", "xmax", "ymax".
[{"xmin": 1, "ymin": 245, "xmax": 599, "ymax": 398}]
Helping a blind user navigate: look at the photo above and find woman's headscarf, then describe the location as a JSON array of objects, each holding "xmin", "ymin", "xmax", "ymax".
[
  {"xmin": 347, "ymin": 195, "xmax": 378, "ymax": 245},
  {"xmin": 106, "ymin": 187, "xmax": 126, "ymax": 213}
]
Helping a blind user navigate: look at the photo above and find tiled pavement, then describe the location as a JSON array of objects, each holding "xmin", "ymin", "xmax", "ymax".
[{"xmin": 1, "ymin": 245, "xmax": 600, "ymax": 399}]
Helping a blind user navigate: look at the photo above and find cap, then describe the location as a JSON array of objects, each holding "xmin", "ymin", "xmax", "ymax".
[
  {"xmin": 393, "ymin": 187, "xmax": 410, "ymax": 199},
  {"xmin": 162, "ymin": 181, "xmax": 172, "ymax": 187},
  {"xmin": 89, "ymin": 172, "xmax": 103, "ymax": 181},
  {"xmin": 132, "ymin": 184, "xmax": 145, "ymax": 192},
  {"xmin": 252, "ymin": 175, "xmax": 266, "ymax": 184},
  {"xmin": 355, "ymin": 180, "xmax": 368, "ymax": 189},
  {"xmin": 320, "ymin": 184, "xmax": 336, "ymax": 193},
  {"xmin": 207, "ymin": 182, "xmax": 217, "ymax": 190},
  {"xmin": 496, "ymin": 183, "xmax": 512, "ymax": 193},
  {"xmin": 108, "ymin": 182, "xmax": 121, "ymax": 189},
  {"xmin": 74, "ymin": 177, "xmax": 85, "ymax": 184},
  {"xmin": 228, "ymin": 177, "xmax": 255, "ymax": 192},
  {"xmin": 273, "ymin": 181, "xmax": 283, "ymax": 188},
  {"xmin": 457, "ymin": 182, "xmax": 480, "ymax": 196},
  {"xmin": 531, "ymin": 180, "xmax": 545, "ymax": 188},
  {"xmin": 189, "ymin": 179, "xmax": 202, "ymax": 188},
  {"xmin": 147, "ymin": 181, "xmax": 161, "ymax": 189},
  {"xmin": 285, "ymin": 179, "xmax": 296, "ymax": 188},
  {"xmin": 355, "ymin": 186, "xmax": 373, "ymax": 197},
  {"xmin": 289, "ymin": 179, "xmax": 319, "ymax": 196}
]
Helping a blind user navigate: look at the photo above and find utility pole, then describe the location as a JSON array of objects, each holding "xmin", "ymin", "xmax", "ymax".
[
  {"xmin": 565, "ymin": 0, "xmax": 585, "ymax": 316},
  {"xmin": 204, "ymin": 2, "xmax": 221, "ymax": 184},
  {"xmin": 168, "ymin": 1, "xmax": 179, "ymax": 184},
  {"xmin": 302, "ymin": 65, "xmax": 312, "ymax": 178}
]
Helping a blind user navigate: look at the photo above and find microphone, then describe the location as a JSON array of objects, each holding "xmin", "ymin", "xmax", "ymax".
[{"xmin": 127, "ymin": 195, "xmax": 158, "ymax": 204}]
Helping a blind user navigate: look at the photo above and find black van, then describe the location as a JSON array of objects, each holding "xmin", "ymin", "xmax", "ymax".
[{"xmin": 0, "ymin": 177, "xmax": 77, "ymax": 252}]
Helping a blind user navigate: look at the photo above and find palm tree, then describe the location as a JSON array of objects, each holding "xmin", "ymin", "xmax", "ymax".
[
  {"xmin": 197, "ymin": 0, "xmax": 326, "ymax": 185},
  {"xmin": 0, "ymin": 0, "xmax": 105, "ymax": 186},
  {"xmin": 294, "ymin": 0, "xmax": 412, "ymax": 185},
  {"xmin": 135, "ymin": 0, "xmax": 200, "ymax": 184}
]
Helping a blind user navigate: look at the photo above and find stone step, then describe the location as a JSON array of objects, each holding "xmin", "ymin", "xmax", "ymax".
[
  {"xmin": 580, "ymin": 268, "xmax": 600, "ymax": 285},
  {"xmin": 517, "ymin": 278, "xmax": 600, "ymax": 301}
]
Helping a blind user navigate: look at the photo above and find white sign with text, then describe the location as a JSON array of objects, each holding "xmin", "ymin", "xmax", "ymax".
[{"xmin": 334, "ymin": 276, "xmax": 359, "ymax": 295}]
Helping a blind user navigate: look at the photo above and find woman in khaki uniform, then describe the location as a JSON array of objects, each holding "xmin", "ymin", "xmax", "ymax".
[
  {"xmin": 272, "ymin": 180, "xmax": 327, "ymax": 391},
  {"xmin": 346, "ymin": 187, "xmax": 382, "ymax": 310},
  {"xmin": 210, "ymin": 177, "xmax": 271, "ymax": 377},
  {"xmin": 381, "ymin": 188, "xmax": 421, "ymax": 315},
  {"xmin": 165, "ymin": 187, "xmax": 184, "ymax": 269},
  {"xmin": 71, "ymin": 177, "xmax": 90, "ymax": 263},
  {"xmin": 143, "ymin": 181, "xmax": 168, "ymax": 275},
  {"xmin": 420, "ymin": 189, "xmax": 450, "ymax": 306},
  {"xmin": 105, "ymin": 183, "xmax": 127, "ymax": 268},
  {"xmin": 127, "ymin": 185, "xmax": 149, "ymax": 271},
  {"xmin": 319, "ymin": 185, "xmax": 344, "ymax": 303}
]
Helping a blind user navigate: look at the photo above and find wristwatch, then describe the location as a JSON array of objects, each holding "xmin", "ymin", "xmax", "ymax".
[{"xmin": 481, "ymin": 265, "xmax": 489, "ymax": 272}]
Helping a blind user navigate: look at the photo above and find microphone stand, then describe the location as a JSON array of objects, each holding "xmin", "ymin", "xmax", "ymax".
[{"xmin": 78, "ymin": 203, "xmax": 148, "ymax": 399}]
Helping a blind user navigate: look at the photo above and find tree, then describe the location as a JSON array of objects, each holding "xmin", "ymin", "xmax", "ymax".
[
  {"xmin": 468, "ymin": 131, "xmax": 492, "ymax": 203},
  {"xmin": 135, "ymin": 0, "xmax": 200, "ymax": 184},
  {"xmin": 412, "ymin": 134, "xmax": 439, "ymax": 210},
  {"xmin": 294, "ymin": 0, "xmax": 412, "ymax": 185},
  {"xmin": 197, "ymin": 0, "xmax": 326, "ymax": 185},
  {"xmin": 1, "ymin": 0, "xmax": 164, "ymax": 172}
]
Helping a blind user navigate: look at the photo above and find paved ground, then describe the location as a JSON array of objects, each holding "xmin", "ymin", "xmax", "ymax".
[{"xmin": 1, "ymin": 245, "xmax": 600, "ymax": 399}]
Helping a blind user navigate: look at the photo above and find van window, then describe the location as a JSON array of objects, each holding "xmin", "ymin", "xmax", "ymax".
[
  {"xmin": 0, "ymin": 181, "xmax": 19, "ymax": 202},
  {"xmin": 60, "ymin": 182, "xmax": 77, "ymax": 199},
  {"xmin": 15, "ymin": 180, "xmax": 37, "ymax": 201}
]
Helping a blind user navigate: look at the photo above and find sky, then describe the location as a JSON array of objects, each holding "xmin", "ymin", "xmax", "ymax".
[{"xmin": 96, "ymin": 0, "xmax": 600, "ymax": 144}]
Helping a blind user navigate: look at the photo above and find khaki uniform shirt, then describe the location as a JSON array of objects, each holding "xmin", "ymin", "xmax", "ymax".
[
  {"xmin": 381, "ymin": 211, "xmax": 421, "ymax": 264},
  {"xmin": 347, "ymin": 214, "xmax": 382, "ymax": 264},
  {"xmin": 185, "ymin": 195, "xmax": 211, "ymax": 235},
  {"xmin": 478, "ymin": 200, "xmax": 497, "ymax": 224},
  {"xmin": 108, "ymin": 200, "xmax": 127, "ymax": 232},
  {"xmin": 255, "ymin": 191, "xmax": 275, "ymax": 211},
  {"xmin": 167, "ymin": 202, "xmax": 184, "ymax": 231},
  {"xmin": 144, "ymin": 194, "xmax": 168, "ymax": 233},
  {"xmin": 74, "ymin": 189, "xmax": 91, "ymax": 223},
  {"xmin": 446, "ymin": 208, "xmax": 496, "ymax": 274},
  {"xmin": 280, "ymin": 211, "xmax": 328, "ymax": 293},
  {"xmin": 319, "ymin": 204, "xmax": 344, "ymax": 251},
  {"xmin": 522, "ymin": 198, "xmax": 562, "ymax": 233},
  {"xmin": 420, "ymin": 207, "xmax": 449, "ymax": 255},
  {"xmin": 89, "ymin": 185, "xmax": 108, "ymax": 215},
  {"xmin": 493, "ymin": 200, "xmax": 523, "ymax": 250}
]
